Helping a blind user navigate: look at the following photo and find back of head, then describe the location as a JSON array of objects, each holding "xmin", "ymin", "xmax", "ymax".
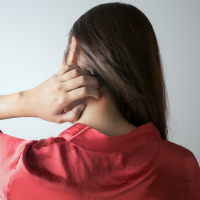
[{"xmin": 64, "ymin": 2, "xmax": 170, "ymax": 140}]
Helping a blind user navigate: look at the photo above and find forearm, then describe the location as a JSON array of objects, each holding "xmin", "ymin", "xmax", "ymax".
[{"xmin": 0, "ymin": 91, "xmax": 33, "ymax": 120}]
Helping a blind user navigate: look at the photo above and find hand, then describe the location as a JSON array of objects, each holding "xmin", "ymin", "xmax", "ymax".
[{"xmin": 24, "ymin": 64, "xmax": 100, "ymax": 124}]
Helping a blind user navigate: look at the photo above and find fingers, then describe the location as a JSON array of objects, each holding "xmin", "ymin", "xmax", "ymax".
[
  {"xmin": 58, "ymin": 69, "xmax": 92, "ymax": 82},
  {"xmin": 63, "ymin": 75, "xmax": 100, "ymax": 92},
  {"xmin": 55, "ymin": 104, "xmax": 86, "ymax": 124},
  {"xmin": 65, "ymin": 87, "xmax": 100, "ymax": 105},
  {"xmin": 55, "ymin": 65, "xmax": 81, "ymax": 77},
  {"xmin": 57, "ymin": 65, "xmax": 100, "ymax": 94}
]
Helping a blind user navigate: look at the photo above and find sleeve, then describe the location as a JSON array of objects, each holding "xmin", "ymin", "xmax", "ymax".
[
  {"xmin": 184, "ymin": 151, "xmax": 200, "ymax": 199},
  {"xmin": 0, "ymin": 130, "xmax": 37, "ymax": 200}
]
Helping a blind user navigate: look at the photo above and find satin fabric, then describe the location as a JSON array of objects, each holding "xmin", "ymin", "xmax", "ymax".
[{"xmin": 0, "ymin": 122, "xmax": 199, "ymax": 200}]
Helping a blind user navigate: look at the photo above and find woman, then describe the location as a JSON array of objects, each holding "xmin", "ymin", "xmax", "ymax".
[{"xmin": 0, "ymin": 2, "xmax": 199, "ymax": 200}]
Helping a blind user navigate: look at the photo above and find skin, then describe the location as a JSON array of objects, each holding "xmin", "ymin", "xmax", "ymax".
[
  {"xmin": 63, "ymin": 36, "xmax": 137, "ymax": 137},
  {"xmin": 0, "ymin": 36, "xmax": 137, "ymax": 137}
]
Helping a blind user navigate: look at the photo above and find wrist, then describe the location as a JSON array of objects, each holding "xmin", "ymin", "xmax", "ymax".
[{"xmin": 19, "ymin": 89, "xmax": 37, "ymax": 118}]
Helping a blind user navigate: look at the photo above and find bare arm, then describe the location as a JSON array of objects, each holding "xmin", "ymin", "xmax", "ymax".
[
  {"xmin": 0, "ymin": 64, "xmax": 100, "ymax": 123},
  {"xmin": 0, "ymin": 91, "xmax": 31, "ymax": 120}
]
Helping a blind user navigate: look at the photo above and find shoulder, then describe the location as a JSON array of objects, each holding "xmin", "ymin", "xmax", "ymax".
[
  {"xmin": 159, "ymin": 139, "xmax": 200, "ymax": 170},
  {"xmin": 160, "ymin": 139, "xmax": 195, "ymax": 157}
]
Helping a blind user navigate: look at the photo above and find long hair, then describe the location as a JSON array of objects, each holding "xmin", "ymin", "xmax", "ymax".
[{"xmin": 64, "ymin": 2, "xmax": 170, "ymax": 140}]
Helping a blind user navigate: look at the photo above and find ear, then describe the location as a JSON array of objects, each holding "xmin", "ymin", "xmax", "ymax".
[{"xmin": 66, "ymin": 36, "xmax": 78, "ymax": 65}]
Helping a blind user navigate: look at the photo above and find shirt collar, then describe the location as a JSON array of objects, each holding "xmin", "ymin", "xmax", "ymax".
[{"xmin": 58, "ymin": 122, "xmax": 161, "ymax": 153}]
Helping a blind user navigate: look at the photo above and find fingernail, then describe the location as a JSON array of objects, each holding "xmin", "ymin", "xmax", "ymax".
[{"xmin": 79, "ymin": 104, "xmax": 86, "ymax": 112}]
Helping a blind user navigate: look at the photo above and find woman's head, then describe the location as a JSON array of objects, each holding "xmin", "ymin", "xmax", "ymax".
[{"xmin": 64, "ymin": 2, "xmax": 169, "ymax": 140}]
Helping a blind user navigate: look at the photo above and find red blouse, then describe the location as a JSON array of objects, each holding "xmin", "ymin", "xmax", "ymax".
[{"xmin": 0, "ymin": 122, "xmax": 199, "ymax": 200}]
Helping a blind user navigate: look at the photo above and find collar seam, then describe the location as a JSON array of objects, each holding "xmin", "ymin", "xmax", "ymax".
[{"xmin": 67, "ymin": 126, "xmax": 89, "ymax": 141}]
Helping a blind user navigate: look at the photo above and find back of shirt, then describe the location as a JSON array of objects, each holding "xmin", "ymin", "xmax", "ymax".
[{"xmin": 0, "ymin": 122, "xmax": 199, "ymax": 200}]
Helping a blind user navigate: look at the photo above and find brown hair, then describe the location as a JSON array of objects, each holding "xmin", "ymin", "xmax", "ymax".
[{"xmin": 64, "ymin": 2, "xmax": 170, "ymax": 140}]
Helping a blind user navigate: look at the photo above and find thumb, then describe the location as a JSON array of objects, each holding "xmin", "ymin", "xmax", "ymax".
[
  {"xmin": 71, "ymin": 104, "xmax": 86, "ymax": 122},
  {"xmin": 57, "ymin": 104, "xmax": 86, "ymax": 124}
]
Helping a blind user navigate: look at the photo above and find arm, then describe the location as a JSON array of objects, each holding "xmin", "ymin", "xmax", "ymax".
[
  {"xmin": 0, "ymin": 64, "xmax": 99, "ymax": 123},
  {"xmin": 0, "ymin": 91, "xmax": 32, "ymax": 120}
]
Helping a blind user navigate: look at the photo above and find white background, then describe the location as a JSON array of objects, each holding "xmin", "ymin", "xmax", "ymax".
[{"xmin": 0, "ymin": 0, "xmax": 199, "ymax": 187}]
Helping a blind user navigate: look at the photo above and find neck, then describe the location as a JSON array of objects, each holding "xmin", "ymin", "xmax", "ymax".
[{"xmin": 73, "ymin": 85, "xmax": 137, "ymax": 137}]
